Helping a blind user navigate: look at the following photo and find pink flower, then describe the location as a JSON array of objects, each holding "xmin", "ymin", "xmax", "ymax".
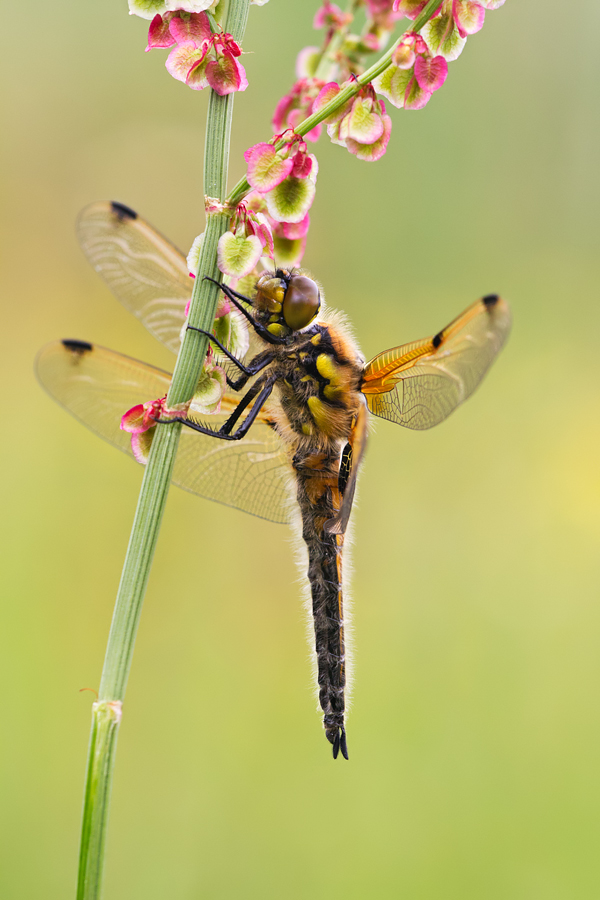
[
  {"xmin": 146, "ymin": 14, "xmax": 175, "ymax": 50},
  {"xmin": 146, "ymin": 11, "xmax": 211, "ymax": 51},
  {"xmin": 121, "ymin": 396, "xmax": 167, "ymax": 436},
  {"xmin": 393, "ymin": 0, "xmax": 435, "ymax": 18},
  {"xmin": 452, "ymin": 0, "xmax": 485, "ymax": 38},
  {"xmin": 149, "ymin": 12, "xmax": 247, "ymax": 94},
  {"xmin": 243, "ymin": 138, "xmax": 319, "ymax": 225},
  {"xmin": 189, "ymin": 353, "xmax": 227, "ymax": 416},
  {"xmin": 121, "ymin": 395, "xmax": 181, "ymax": 464},
  {"xmin": 272, "ymin": 79, "xmax": 325, "ymax": 143},
  {"xmin": 365, "ymin": 0, "xmax": 403, "ymax": 29},
  {"xmin": 414, "ymin": 54, "xmax": 448, "ymax": 91},
  {"xmin": 244, "ymin": 143, "xmax": 294, "ymax": 193},
  {"xmin": 320, "ymin": 83, "xmax": 392, "ymax": 162},
  {"xmin": 240, "ymin": 192, "xmax": 309, "ymax": 268},
  {"xmin": 217, "ymin": 201, "xmax": 276, "ymax": 278},
  {"xmin": 373, "ymin": 31, "xmax": 448, "ymax": 110},
  {"xmin": 313, "ymin": 2, "xmax": 351, "ymax": 30}
]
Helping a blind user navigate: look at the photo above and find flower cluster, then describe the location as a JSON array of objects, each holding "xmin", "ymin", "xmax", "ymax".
[
  {"xmin": 145, "ymin": 10, "xmax": 247, "ymax": 94},
  {"xmin": 395, "ymin": 0, "xmax": 505, "ymax": 59},
  {"xmin": 314, "ymin": 82, "xmax": 392, "ymax": 161},
  {"xmin": 186, "ymin": 233, "xmax": 252, "ymax": 358},
  {"xmin": 372, "ymin": 32, "xmax": 447, "ymax": 109},
  {"xmin": 218, "ymin": 136, "xmax": 318, "ymax": 274},
  {"xmin": 121, "ymin": 395, "xmax": 183, "ymax": 464},
  {"xmin": 215, "ymin": 202, "xmax": 274, "ymax": 279},
  {"xmin": 273, "ymin": 79, "xmax": 326, "ymax": 144},
  {"xmin": 129, "ymin": 0, "xmax": 269, "ymax": 16},
  {"xmin": 248, "ymin": 192, "xmax": 311, "ymax": 269},
  {"xmin": 120, "ymin": 345, "xmax": 230, "ymax": 463}
]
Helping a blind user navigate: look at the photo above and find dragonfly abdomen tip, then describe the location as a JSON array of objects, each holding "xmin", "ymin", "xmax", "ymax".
[{"xmin": 331, "ymin": 726, "xmax": 349, "ymax": 760}]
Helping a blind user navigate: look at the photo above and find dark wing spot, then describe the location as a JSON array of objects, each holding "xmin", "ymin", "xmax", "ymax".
[
  {"xmin": 432, "ymin": 331, "xmax": 443, "ymax": 349},
  {"xmin": 483, "ymin": 294, "xmax": 499, "ymax": 308},
  {"xmin": 111, "ymin": 201, "xmax": 137, "ymax": 220},
  {"xmin": 62, "ymin": 339, "xmax": 93, "ymax": 353}
]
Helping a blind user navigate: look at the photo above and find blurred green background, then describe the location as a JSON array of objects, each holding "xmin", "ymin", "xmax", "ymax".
[{"xmin": 2, "ymin": 1, "xmax": 600, "ymax": 897}]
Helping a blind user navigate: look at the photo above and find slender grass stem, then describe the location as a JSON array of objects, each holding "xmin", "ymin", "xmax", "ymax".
[
  {"xmin": 75, "ymin": 3, "xmax": 250, "ymax": 897},
  {"xmin": 227, "ymin": 0, "xmax": 442, "ymax": 207}
]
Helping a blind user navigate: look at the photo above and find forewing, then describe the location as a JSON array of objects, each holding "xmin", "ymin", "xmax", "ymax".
[
  {"xmin": 77, "ymin": 201, "xmax": 191, "ymax": 354},
  {"xmin": 36, "ymin": 340, "xmax": 292, "ymax": 524},
  {"xmin": 361, "ymin": 296, "xmax": 511, "ymax": 430},
  {"xmin": 36, "ymin": 340, "xmax": 172, "ymax": 454}
]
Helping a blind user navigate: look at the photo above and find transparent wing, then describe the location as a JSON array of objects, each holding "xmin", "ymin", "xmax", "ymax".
[
  {"xmin": 77, "ymin": 201, "xmax": 192, "ymax": 354},
  {"xmin": 361, "ymin": 296, "xmax": 511, "ymax": 430},
  {"xmin": 36, "ymin": 340, "xmax": 293, "ymax": 524}
]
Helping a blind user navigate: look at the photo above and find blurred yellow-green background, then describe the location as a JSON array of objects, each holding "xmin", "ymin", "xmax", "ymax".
[{"xmin": 2, "ymin": 1, "xmax": 600, "ymax": 897}]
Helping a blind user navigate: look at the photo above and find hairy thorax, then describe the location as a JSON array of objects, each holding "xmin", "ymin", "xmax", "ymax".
[{"xmin": 271, "ymin": 322, "xmax": 363, "ymax": 441}]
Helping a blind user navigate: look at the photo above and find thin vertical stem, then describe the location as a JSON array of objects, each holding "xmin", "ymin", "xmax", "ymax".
[{"xmin": 76, "ymin": 3, "xmax": 250, "ymax": 898}]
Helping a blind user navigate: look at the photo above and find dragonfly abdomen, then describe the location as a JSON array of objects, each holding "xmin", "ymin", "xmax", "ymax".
[{"xmin": 296, "ymin": 461, "xmax": 349, "ymax": 760}]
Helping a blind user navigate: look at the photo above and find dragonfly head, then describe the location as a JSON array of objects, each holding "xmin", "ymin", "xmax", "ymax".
[{"xmin": 254, "ymin": 269, "xmax": 321, "ymax": 338}]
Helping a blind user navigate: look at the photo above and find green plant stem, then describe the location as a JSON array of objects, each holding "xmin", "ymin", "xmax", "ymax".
[
  {"xmin": 75, "ymin": 3, "xmax": 250, "ymax": 898},
  {"xmin": 227, "ymin": 0, "xmax": 442, "ymax": 208}
]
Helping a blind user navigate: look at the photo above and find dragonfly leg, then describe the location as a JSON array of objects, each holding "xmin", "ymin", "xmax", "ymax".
[
  {"xmin": 203, "ymin": 277, "xmax": 287, "ymax": 346},
  {"xmin": 186, "ymin": 326, "xmax": 273, "ymax": 382},
  {"xmin": 156, "ymin": 376, "xmax": 277, "ymax": 442}
]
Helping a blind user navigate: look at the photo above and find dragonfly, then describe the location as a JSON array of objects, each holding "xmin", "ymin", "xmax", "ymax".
[{"xmin": 36, "ymin": 201, "xmax": 511, "ymax": 760}]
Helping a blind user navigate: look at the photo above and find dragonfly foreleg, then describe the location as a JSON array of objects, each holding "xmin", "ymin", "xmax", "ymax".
[
  {"xmin": 186, "ymin": 326, "xmax": 274, "ymax": 388},
  {"xmin": 203, "ymin": 277, "xmax": 287, "ymax": 346}
]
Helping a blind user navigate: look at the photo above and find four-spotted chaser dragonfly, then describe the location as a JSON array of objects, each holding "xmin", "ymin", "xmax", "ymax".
[{"xmin": 36, "ymin": 201, "xmax": 511, "ymax": 760}]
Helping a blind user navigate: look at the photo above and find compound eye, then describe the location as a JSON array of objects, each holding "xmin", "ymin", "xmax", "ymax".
[{"xmin": 282, "ymin": 275, "xmax": 321, "ymax": 331}]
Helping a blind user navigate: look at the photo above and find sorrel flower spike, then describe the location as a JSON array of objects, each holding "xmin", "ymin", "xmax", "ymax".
[
  {"xmin": 314, "ymin": 82, "xmax": 392, "ymax": 161},
  {"xmin": 243, "ymin": 137, "xmax": 318, "ymax": 226},
  {"xmin": 373, "ymin": 31, "xmax": 447, "ymax": 109},
  {"xmin": 217, "ymin": 201, "xmax": 275, "ymax": 278},
  {"xmin": 246, "ymin": 191, "xmax": 310, "ymax": 268},
  {"xmin": 121, "ymin": 395, "xmax": 185, "ymax": 463},
  {"xmin": 145, "ymin": 9, "xmax": 248, "ymax": 93},
  {"xmin": 272, "ymin": 79, "xmax": 326, "ymax": 144}
]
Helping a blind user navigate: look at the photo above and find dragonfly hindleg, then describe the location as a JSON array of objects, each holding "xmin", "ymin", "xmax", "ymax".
[{"xmin": 156, "ymin": 375, "xmax": 278, "ymax": 442}]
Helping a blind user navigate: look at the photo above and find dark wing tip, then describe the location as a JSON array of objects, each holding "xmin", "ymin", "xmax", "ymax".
[
  {"xmin": 62, "ymin": 339, "xmax": 93, "ymax": 353},
  {"xmin": 482, "ymin": 294, "xmax": 500, "ymax": 308},
  {"xmin": 110, "ymin": 201, "xmax": 138, "ymax": 220},
  {"xmin": 432, "ymin": 331, "xmax": 443, "ymax": 348}
]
